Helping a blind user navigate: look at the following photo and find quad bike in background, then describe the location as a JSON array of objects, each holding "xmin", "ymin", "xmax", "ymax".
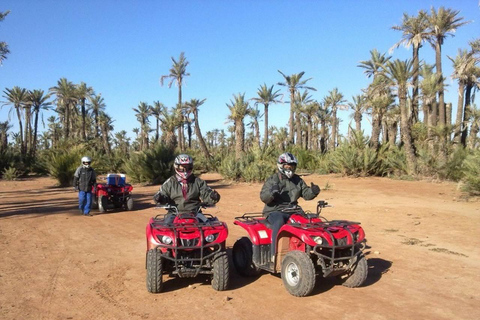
[
  {"xmin": 232, "ymin": 200, "xmax": 368, "ymax": 297},
  {"xmin": 145, "ymin": 203, "xmax": 229, "ymax": 293},
  {"xmin": 92, "ymin": 174, "xmax": 134, "ymax": 213}
]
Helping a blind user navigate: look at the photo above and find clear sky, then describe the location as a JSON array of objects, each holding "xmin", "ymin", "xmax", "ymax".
[{"xmin": 1, "ymin": 0, "xmax": 479, "ymax": 141}]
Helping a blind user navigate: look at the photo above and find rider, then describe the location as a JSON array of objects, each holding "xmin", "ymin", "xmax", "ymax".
[
  {"xmin": 260, "ymin": 152, "xmax": 320, "ymax": 261},
  {"xmin": 73, "ymin": 156, "xmax": 97, "ymax": 217},
  {"xmin": 153, "ymin": 154, "xmax": 220, "ymax": 224}
]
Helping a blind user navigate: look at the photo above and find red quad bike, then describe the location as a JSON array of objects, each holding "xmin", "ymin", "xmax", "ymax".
[
  {"xmin": 232, "ymin": 200, "xmax": 368, "ymax": 297},
  {"xmin": 145, "ymin": 203, "xmax": 229, "ymax": 293},
  {"xmin": 91, "ymin": 174, "xmax": 134, "ymax": 213}
]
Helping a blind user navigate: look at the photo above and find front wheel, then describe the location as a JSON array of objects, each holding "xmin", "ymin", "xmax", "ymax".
[
  {"xmin": 211, "ymin": 251, "xmax": 229, "ymax": 291},
  {"xmin": 98, "ymin": 195, "xmax": 107, "ymax": 213},
  {"xmin": 146, "ymin": 249, "xmax": 163, "ymax": 293},
  {"xmin": 281, "ymin": 251, "xmax": 315, "ymax": 297},
  {"xmin": 232, "ymin": 237, "xmax": 260, "ymax": 276},
  {"xmin": 126, "ymin": 198, "xmax": 134, "ymax": 211},
  {"xmin": 340, "ymin": 252, "xmax": 368, "ymax": 288}
]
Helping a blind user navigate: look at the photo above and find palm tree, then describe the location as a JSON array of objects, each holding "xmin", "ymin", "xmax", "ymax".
[
  {"xmin": 348, "ymin": 94, "xmax": 367, "ymax": 132},
  {"xmin": 272, "ymin": 126, "xmax": 289, "ymax": 151},
  {"xmin": 160, "ymin": 52, "xmax": 190, "ymax": 151},
  {"xmin": 316, "ymin": 104, "xmax": 331, "ymax": 153},
  {"xmin": 49, "ymin": 78, "xmax": 77, "ymax": 139},
  {"xmin": 76, "ymin": 82, "xmax": 94, "ymax": 141},
  {"xmin": 323, "ymin": 88, "xmax": 347, "ymax": 150},
  {"xmin": 277, "ymin": 71, "xmax": 316, "ymax": 144},
  {"xmin": 226, "ymin": 93, "xmax": 251, "ymax": 159},
  {"xmin": 185, "ymin": 98, "xmax": 211, "ymax": 159},
  {"xmin": 28, "ymin": 90, "xmax": 52, "ymax": 157},
  {"xmin": 383, "ymin": 59, "xmax": 417, "ymax": 175},
  {"xmin": 151, "ymin": 101, "xmax": 166, "ymax": 143},
  {"xmin": 0, "ymin": 11, "xmax": 10, "ymax": 65},
  {"xmin": 251, "ymin": 83, "xmax": 282, "ymax": 148},
  {"xmin": 391, "ymin": 10, "xmax": 429, "ymax": 123},
  {"xmin": 2, "ymin": 86, "xmax": 28, "ymax": 156},
  {"xmin": 47, "ymin": 116, "xmax": 61, "ymax": 148},
  {"xmin": 114, "ymin": 130, "xmax": 130, "ymax": 154},
  {"xmin": 247, "ymin": 106, "xmax": 262, "ymax": 149},
  {"xmin": 448, "ymin": 49, "xmax": 478, "ymax": 147},
  {"xmin": 159, "ymin": 108, "xmax": 178, "ymax": 150},
  {"xmin": 88, "ymin": 94, "xmax": 106, "ymax": 139},
  {"xmin": 0, "ymin": 121, "xmax": 12, "ymax": 152},
  {"xmin": 301, "ymin": 101, "xmax": 320, "ymax": 150},
  {"xmin": 98, "ymin": 111, "xmax": 114, "ymax": 156},
  {"xmin": 468, "ymin": 104, "xmax": 480, "ymax": 149},
  {"xmin": 427, "ymin": 6, "xmax": 470, "ymax": 128},
  {"xmin": 419, "ymin": 64, "xmax": 443, "ymax": 152},
  {"xmin": 132, "ymin": 102, "xmax": 151, "ymax": 151},
  {"xmin": 293, "ymin": 90, "xmax": 313, "ymax": 148}
]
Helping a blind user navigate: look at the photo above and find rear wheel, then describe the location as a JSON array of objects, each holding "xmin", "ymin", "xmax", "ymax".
[
  {"xmin": 146, "ymin": 249, "xmax": 163, "ymax": 293},
  {"xmin": 98, "ymin": 195, "xmax": 107, "ymax": 213},
  {"xmin": 281, "ymin": 251, "xmax": 315, "ymax": 297},
  {"xmin": 211, "ymin": 251, "xmax": 229, "ymax": 291},
  {"xmin": 126, "ymin": 198, "xmax": 134, "ymax": 211},
  {"xmin": 232, "ymin": 237, "xmax": 260, "ymax": 276},
  {"xmin": 340, "ymin": 252, "xmax": 368, "ymax": 288}
]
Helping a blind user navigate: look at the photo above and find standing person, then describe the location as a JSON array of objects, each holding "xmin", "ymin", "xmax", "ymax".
[
  {"xmin": 73, "ymin": 156, "xmax": 97, "ymax": 217},
  {"xmin": 153, "ymin": 154, "xmax": 220, "ymax": 224},
  {"xmin": 260, "ymin": 152, "xmax": 320, "ymax": 261}
]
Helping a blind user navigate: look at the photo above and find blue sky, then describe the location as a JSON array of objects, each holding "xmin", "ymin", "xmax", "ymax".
[{"xmin": 1, "ymin": 0, "xmax": 479, "ymax": 141}]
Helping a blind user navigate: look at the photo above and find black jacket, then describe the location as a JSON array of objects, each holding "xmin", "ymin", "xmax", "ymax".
[{"xmin": 73, "ymin": 166, "xmax": 97, "ymax": 192}]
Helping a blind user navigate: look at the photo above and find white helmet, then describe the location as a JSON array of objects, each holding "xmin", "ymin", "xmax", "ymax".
[
  {"xmin": 277, "ymin": 152, "xmax": 297, "ymax": 178},
  {"xmin": 81, "ymin": 156, "xmax": 92, "ymax": 168},
  {"xmin": 174, "ymin": 154, "xmax": 193, "ymax": 180}
]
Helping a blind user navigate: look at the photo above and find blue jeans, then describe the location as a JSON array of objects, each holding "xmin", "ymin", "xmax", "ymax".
[
  {"xmin": 266, "ymin": 211, "xmax": 292, "ymax": 257},
  {"xmin": 78, "ymin": 191, "xmax": 92, "ymax": 214}
]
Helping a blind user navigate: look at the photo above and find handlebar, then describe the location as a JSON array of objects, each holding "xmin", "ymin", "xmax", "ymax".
[{"xmin": 154, "ymin": 202, "xmax": 215, "ymax": 214}]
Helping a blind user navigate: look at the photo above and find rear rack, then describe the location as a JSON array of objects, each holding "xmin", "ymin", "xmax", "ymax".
[{"xmin": 234, "ymin": 212, "xmax": 264, "ymax": 224}]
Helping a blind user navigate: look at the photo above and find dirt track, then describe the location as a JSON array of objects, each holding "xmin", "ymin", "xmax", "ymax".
[{"xmin": 1, "ymin": 174, "xmax": 479, "ymax": 320}]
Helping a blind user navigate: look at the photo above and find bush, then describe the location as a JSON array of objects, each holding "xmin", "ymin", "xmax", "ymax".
[
  {"xmin": 460, "ymin": 149, "xmax": 480, "ymax": 195},
  {"xmin": 42, "ymin": 146, "xmax": 85, "ymax": 186},
  {"xmin": 123, "ymin": 144, "xmax": 176, "ymax": 184},
  {"xmin": 2, "ymin": 166, "xmax": 21, "ymax": 180}
]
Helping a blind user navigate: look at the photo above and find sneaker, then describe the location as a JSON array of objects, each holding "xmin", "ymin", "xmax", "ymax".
[{"xmin": 83, "ymin": 213, "xmax": 93, "ymax": 217}]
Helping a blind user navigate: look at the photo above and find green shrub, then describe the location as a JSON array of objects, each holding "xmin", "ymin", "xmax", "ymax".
[
  {"xmin": 2, "ymin": 166, "xmax": 21, "ymax": 180},
  {"xmin": 460, "ymin": 149, "xmax": 480, "ymax": 195},
  {"xmin": 123, "ymin": 144, "xmax": 176, "ymax": 184},
  {"xmin": 42, "ymin": 146, "xmax": 85, "ymax": 186}
]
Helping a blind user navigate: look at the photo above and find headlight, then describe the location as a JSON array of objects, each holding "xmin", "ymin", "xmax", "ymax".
[
  {"xmin": 311, "ymin": 236, "xmax": 324, "ymax": 245},
  {"xmin": 161, "ymin": 236, "xmax": 173, "ymax": 245},
  {"xmin": 205, "ymin": 234, "xmax": 217, "ymax": 243}
]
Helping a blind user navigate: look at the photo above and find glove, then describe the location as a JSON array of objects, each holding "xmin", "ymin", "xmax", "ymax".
[
  {"xmin": 270, "ymin": 184, "xmax": 280, "ymax": 196},
  {"xmin": 153, "ymin": 192, "xmax": 167, "ymax": 204},
  {"xmin": 310, "ymin": 182, "xmax": 320, "ymax": 195},
  {"xmin": 210, "ymin": 190, "xmax": 220, "ymax": 202}
]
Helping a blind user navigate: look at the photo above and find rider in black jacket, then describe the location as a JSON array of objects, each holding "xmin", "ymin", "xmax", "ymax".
[{"xmin": 73, "ymin": 156, "xmax": 97, "ymax": 216}]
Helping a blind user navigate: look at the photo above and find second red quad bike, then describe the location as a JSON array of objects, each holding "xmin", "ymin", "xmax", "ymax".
[
  {"xmin": 232, "ymin": 201, "xmax": 368, "ymax": 297},
  {"xmin": 145, "ymin": 204, "xmax": 229, "ymax": 293},
  {"xmin": 92, "ymin": 174, "xmax": 134, "ymax": 213}
]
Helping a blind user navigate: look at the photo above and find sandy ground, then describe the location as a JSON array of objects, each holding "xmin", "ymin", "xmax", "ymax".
[{"xmin": 0, "ymin": 173, "xmax": 479, "ymax": 320}]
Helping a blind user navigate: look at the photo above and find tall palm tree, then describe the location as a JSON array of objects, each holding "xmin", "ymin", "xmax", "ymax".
[
  {"xmin": 316, "ymin": 104, "xmax": 331, "ymax": 153},
  {"xmin": 419, "ymin": 64, "xmax": 443, "ymax": 152},
  {"xmin": 348, "ymin": 94, "xmax": 367, "ymax": 132},
  {"xmin": 28, "ymin": 90, "xmax": 52, "ymax": 157},
  {"xmin": 301, "ymin": 101, "xmax": 320, "ymax": 150},
  {"xmin": 98, "ymin": 111, "xmax": 114, "ymax": 156},
  {"xmin": 293, "ymin": 90, "xmax": 313, "ymax": 148},
  {"xmin": 47, "ymin": 116, "xmax": 61, "ymax": 148},
  {"xmin": 185, "ymin": 98, "xmax": 211, "ymax": 159},
  {"xmin": 427, "ymin": 6, "xmax": 470, "ymax": 128},
  {"xmin": 323, "ymin": 88, "xmax": 346, "ymax": 150},
  {"xmin": 132, "ymin": 102, "xmax": 151, "ymax": 151},
  {"xmin": 0, "ymin": 121, "xmax": 12, "ymax": 152},
  {"xmin": 277, "ymin": 71, "xmax": 316, "ymax": 144},
  {"xmin": 247, "ymin": 106, "xmax": 262, "ymax": 149},
  {"xmin": 160, "ymin": 52, "xmax": 190, "ymax": 151},
  {"xmin": 251, "ymin": 83, "xmax": 282, "ymax": 149},
  {"xmin": 448, "ymin": 49, "xmax": 478, "ymax": 146},
  {"xmin": 151, "ymin": 101, "xmax": 166, "ymax": 144},
  {"xmin": 391, "ymin": 10, "xmax": 429, "ymax": 123},
  {"xmin": 383, "ymin": 59, "xmax": 417, "ymax": 175},
  {"xmin": 76, "ymin": 82, "xmax": 94, "ymax": 141},
  {"xmin": 49, "ymin": 78, "xmax": 77, "ymax": 139},
  {"xmin": 2, "ymin": 86, "xmax": 28, "ymax": 156},
  {"xmin": 226, "ymin": 93, "xmax": 251, "ymax": 159},
  {"xmin": 88, "ymin": 94, "xmax": 106, "ymax": 139}
]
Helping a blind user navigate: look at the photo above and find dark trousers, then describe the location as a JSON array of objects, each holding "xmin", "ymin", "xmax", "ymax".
[{"xmin": 266, "ymin": 211, "xmax": 291, "ymax": 257}]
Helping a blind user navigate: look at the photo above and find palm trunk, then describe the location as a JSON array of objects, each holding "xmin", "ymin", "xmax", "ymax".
[
  {"xmin": 320, "ymin": 119, "xmax": 326, "ymax": 153},
  {"xmin": 331, "ymin": 108, "xmax": 337, "ymax": 150},
  {"xmin": 32, "ymin": 109, "xmax": 39, "ymax": 157},
  {"xmin": 288, "ymin": 90, "xmax": 295, "ymax": 144},
  {"xmin": 453, "ymin": 83, "xmax": 465, "ymax": 146},
  {"xmin": 412, "ymin": 45, "xmax": 420, "ymax": 124},
  {"xmin": 264, "ymin": 104, "xmax": 269, "ymax": 149},
  {"xmin": 461, "ymin": 84, "xmax": 473, "ymax": 146},
  {"xmin": 194, "ymin": 110, "xmax": 211, "ymax": 159},
  {"xmin": 235, "ymin": 119, "xmax": 245, "ymax": 160},
  {"xmin": 370, "ymin": 109, "xmax": 382, "ymax": 149},
  {"xmin": 399, "ymin": 90, "xmax": 416, "ymax": 175},
  {"xmin": 81, "ymin": 98, "xmax": 87, "ymax": 141}
]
